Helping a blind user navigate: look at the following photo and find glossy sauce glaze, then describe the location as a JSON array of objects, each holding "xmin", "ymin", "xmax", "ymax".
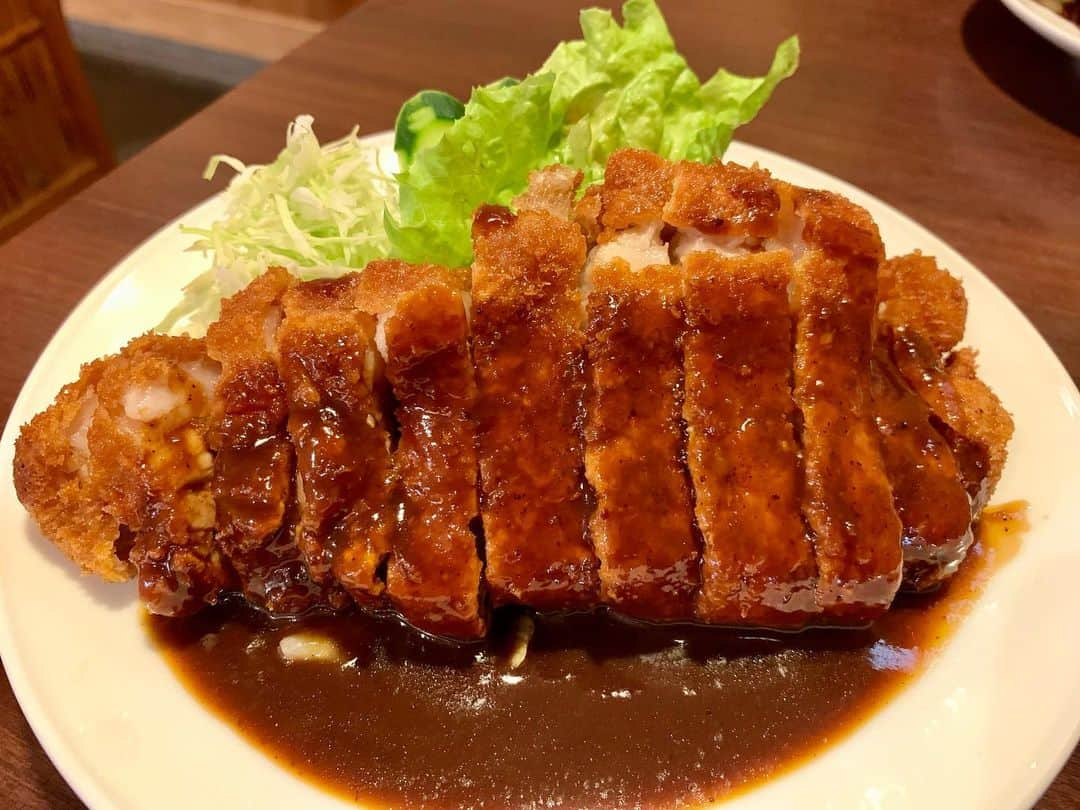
[{"xmin": 149, "ymin": 503, "xmax": 1028, "ymax": 810}]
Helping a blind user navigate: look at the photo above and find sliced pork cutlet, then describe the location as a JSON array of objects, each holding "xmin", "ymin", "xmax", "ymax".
[
  {"xmin": 789, "ymin": 190, "xmax": 903, "ymax": 619},
  {"xmin": 582, "ymin": 259, "xmax": 698, "ymax": 620},
  {"xmin": 878, "ymin": 253, "xmax": 1013, "ymax": 508},
  {"xmin": 206, "ymin": 268, "xmax": 337, "ymax": 614},
  {"xmin": 470, "ymin": 205, "xmax": 598, "ymax": 610},
  {"xmin": 521, "ymin": 162, "xmax": 698, "ymax": 620},
  {"xmin": 656, "ymin": 156, "xmax": 817, "ymax": 624},
  {"xmin": 357, "ymin": 260, "xmax": 485, "ymax": 639},
  {"xmin": 88, "ymin": 335, "xmax": 230, "ymax": 615},
  {"xmin": 277, "ymin": 276, "xmax": 395, "ymax": 606},
  {"xmin": 868, "ymin": 249, "xmax": 976, "ymax": 591},
  {"xmin": 14, "ymin": 356, "xmax": 129, "ymax": 583},
  {"xmin": 682, "ymin": 250, "xmax": 817, "ymax": 625},
  {"xmin": 870, "ymin": 345, "xmax": 973, "ymax": 590}
]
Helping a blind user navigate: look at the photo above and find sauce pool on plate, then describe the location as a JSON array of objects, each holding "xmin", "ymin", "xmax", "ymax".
[{"xmin": 148, "ymin": 502, "xmax": 1029, "ymax": 809}]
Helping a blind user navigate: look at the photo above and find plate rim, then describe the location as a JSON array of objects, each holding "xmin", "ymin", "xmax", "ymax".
[
  {"xmin": 1000, "ymin": 0, "xmax": 1080, "ymax": 57},
  {"xmin": 2, "ymin": 129, "xmax": 1079, "ymax": 810}
]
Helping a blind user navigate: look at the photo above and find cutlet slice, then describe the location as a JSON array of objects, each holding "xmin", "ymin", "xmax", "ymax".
[
  {"xmin": 14, "ymin": 357, "xmax": 127, "ymax": 581},
  {"xmin": 683, "ymin": 250, "xmax": 817, "ymax": 625},
  {"xmin": 206, "ymin": 268, "xmax": 335, "ymax": 614},
  {"xmin": 379, "ymin": 273, "xmax": 485, "ymax": 638},
  {"xmin": 277, "ymin": 276, "xmax": 395, "ymax": 605},
  {"xmin": 88, "ymin": 335, "xmax": 230, "ymax": 616},
  {"xmin": 878, "ymin": 254, "xmax": 1013, "ymax": 506},
  {"xmin": 352, "ymin": 258, "xmax": 484, "ymax": 639},
  {"xmin": 470, "ymin": 205, "xmax": 598, "ymax": 610},
  {"xmin": 870, "ymin": 346, "xmax": 974, "ymax": 591},
  {"xmin": 600, "ymin": 154, "xmax": 818, "ymax": 623},
  {"xmin": 583, "ymin": 260, "xmax": 699, "ymax": 620},
  {"xmin": 791, "ymin": 191, "xmax": 902, "ymax": 618}
]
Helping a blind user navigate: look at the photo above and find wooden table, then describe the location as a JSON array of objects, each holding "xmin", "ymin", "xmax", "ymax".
[{"xmin": 1, "ymin": 0, "xmax": 1077, "ymax": 806}]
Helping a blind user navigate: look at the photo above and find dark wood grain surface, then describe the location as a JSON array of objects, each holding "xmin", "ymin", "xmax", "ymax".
[{"xmin": 1, "ymin": 0, "xmax": 1077, "ymax": 806}]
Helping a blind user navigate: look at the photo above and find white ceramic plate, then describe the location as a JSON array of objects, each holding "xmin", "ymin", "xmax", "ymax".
[
  {"xmin": 2, "ymin": 131, "xmax": 1079, "ymax": 810},
  {"xmin": 1001, "ymin": 0, "xmax": 1080, "ymax": 57}
]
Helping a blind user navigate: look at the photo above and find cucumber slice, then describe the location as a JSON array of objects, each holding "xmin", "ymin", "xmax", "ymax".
[{"xmin": 394, "ymin": 90, "xmax": 466, "ymax": 164}]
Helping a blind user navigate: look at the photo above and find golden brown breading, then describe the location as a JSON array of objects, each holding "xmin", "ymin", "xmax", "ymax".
[
  {"xmin": 278, "ymin": 276, "xmax": 395, "ymax": 605},
  {"xmin": 353, "ymin": 259, "xmax": 468, "ymax": 314},
  {"xmin": 471, "ymin": 205, "xmax": 598, "ymax": 609},
  {"xmin": 795, "ymin": 189, "xmax": 885, "ymax": 265},
  {"xmin": 791, "ymin": 188, "xmax": 902, "ymax": 618},
  {"xmin": 513, "ymin": 164, "xmax": 583, "ymax": 220},
  {"xmin": 573, "ymin": 184, "xmax": 603, "ymax": 246},
  {"xmin": 13, "ymin": 357, "xmax": 128, "ymax": 581},
  {"xmin": 207, "ymin": 268, "xmax": 333, "ymax": 614},
  {"xmin": 871, "ymin": 346, "xmax": 973, "ymax": 591},
  {"xmin": 584, "ymin": 261, "xmax": 698, "ymax": 620},
  {"xmin": 878, "ymin": 253, "xmax": 967, "ymax": 353},
  {"xmin": 599, "ymin": 148, "xmax": 674, "ymax": 231},
  {"xmin": 879, "ymin": 253, "xmax": 1012, "ymax": 503},
  {"xmin": 663, "ymin": 159, "xmax": 781, "ymax": 239},
  {"xmin": 88, "ymin": 334, "xmax": 230, "ymax": 616},
  {"xmin": 683, "ymin": 250, "xmax": 817, "ymax": 625},
  {"xmin": 944, "ymin": 349, "xmax": 1013, "ymax": 496},
  {"xmin": 384, "ymin": 280, "xmax": 485, "ymax": 638}
]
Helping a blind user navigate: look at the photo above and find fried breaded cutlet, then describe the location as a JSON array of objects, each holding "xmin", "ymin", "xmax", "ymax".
[
  {"xmin": 471, "ymin": 205, "xmax": 599, "ymax": 610},
  {"xmin": 14, "ymin": 357, "xmax": 126, "ymax": 581},
  {"xmin": 13, "ymin": 147, "xmax": 1014, "ymax": 638},
  {"xmin": 277, "ymin": 276, "xmax": 396, "ymax": 606},
  {"xmin": 90, "ymin": 335, "xmax": 230, "ymax": 615},
  {"xmin": 379, "ymin": 272, "xmax": 486, "ymax": 638},
  {"xmin": 15, "ymin": 335, "xmax": 230, "ymax": 615},
  {"xmin": 683, "ymin": 250, "xmax": 817, "ymax": 625},
  {"xmin": 14, "ymin": 332, "xmax": 232, "ymax": 617},
  {"xmin": 878, "ymin": 253, "xmax": 1013, "ymax": 504},
  {"xmin": 591, "ymin": 149, "xmax": 903, "ymax": 621},
  {"xmin": 206, "ymin": 267, "xmax": 333, "ymax": 614}
]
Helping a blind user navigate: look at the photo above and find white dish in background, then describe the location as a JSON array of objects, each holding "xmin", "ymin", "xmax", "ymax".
[
  {"xmin": 1001, "ymin": 0, "xmax": 1080, "ymax": 57},
  {"xmin": 1, "ymin": 131, "xmax": 1079, "ymax": 810}
]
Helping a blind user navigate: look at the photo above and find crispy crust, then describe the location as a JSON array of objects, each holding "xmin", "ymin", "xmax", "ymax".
[
  {"xmin": 513, "ymin": 165, "xmax": 583, "ymax": 220},
  {"xmin": 599, "ymin": 148, "xmax": 674, "ymax": 231},
  {"xmin": 278, "ymin": 276, "xmax": 395, "ymax": 605},
  {"xmin": 13, "ymin": 357, "xmax": 128, "ymax": 581},
  {"xmin": 88, "ymin": 334, "xmax": 230, "ymax": 616},
  {"xmin": 664, "ymin": 160, "xmax": 781, "ymax": 239},
  {"xmin": 354, "ymin": 259, "xmax": 468, "ymax": 314},
  {"xmin": 584, "ymin": 261, "xmax": 698, "ymax": 620},
  {"xmin": 871, "ymin": 346, "xmax": 974, "ymax": 590},
  {"xmin": 795, "ymin": 188, "xmax": 885, "ymax": 265},
  {"xmin": 879, "ymin": 253, "xmax": 1013, "ymax": 502},
  {"xmin": 791, "ymin": 246, "xmax": 902, "ymax": 617},
  {"xmin": 878, "ymin": 253, "xmax": 967, "ymax": 353},
  {"xmin": 683, "ymin": 250, "xmax": 817, "ymax": 625},
  {"xmin": 573, "ymin": 184, "xmax": 603, "ymax": 246},
  {"xmin": 384, "ymin": 280, "xmax": 485, "ymax": 638},
  {"xmin": 944, "ymin": 349, "xmax": 1013, "ymax": 497},
  {"xmin": 471, "ymin": 205, "xmax": 598, "ymax": 609},
  {"xmin": 206, "ymin": 268, "xmax": 332, "ymax": 614}
]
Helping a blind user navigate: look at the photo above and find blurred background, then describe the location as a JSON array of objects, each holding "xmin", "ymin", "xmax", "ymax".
[
  {"xmin": 2, "ymin": 0, "xmax": 1077, "ymax": 246},
  {"xmin": 1, "ymin": 0, "xmax": 362, "ymax": 242}
]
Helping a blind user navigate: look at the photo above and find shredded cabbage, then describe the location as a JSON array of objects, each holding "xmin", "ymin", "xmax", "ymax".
[{"xmin": 159, "ymin": 115, "xmax": 397, "ymax": 335}]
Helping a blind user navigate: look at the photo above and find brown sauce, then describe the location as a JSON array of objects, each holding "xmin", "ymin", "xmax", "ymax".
[{"xmin": 149, "ymin": 502, "xmax": 1028, "ymax": 809}]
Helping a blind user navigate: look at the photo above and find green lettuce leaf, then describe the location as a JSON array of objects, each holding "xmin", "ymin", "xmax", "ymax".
[{"xmin": 389, "ymin": 0, "xmax": 798, "ymax": 266}]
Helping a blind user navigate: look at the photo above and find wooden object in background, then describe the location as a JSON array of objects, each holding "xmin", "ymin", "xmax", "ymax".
[
  {"xmin": 62, "ymin": 0, "xmax": 324, "ymax": 62},
  {"xmin": 0, "ymin": 0, "xmax": 112, "ymax": 242},
  {"xmin": 214, "ymin": 0, "xmax": 360, "ymax": 22}
]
